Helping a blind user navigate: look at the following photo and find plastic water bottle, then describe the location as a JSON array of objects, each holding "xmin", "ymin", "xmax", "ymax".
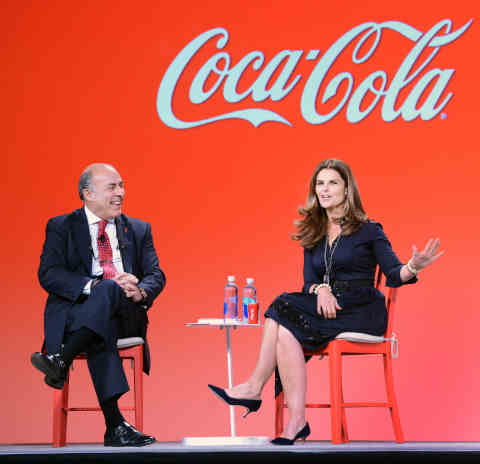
[
  {"xmin": 242, "ymin": 278, "xmax": 257, "ymax": 321},
  {"xmin": 224, "ymin": 276, "xmax": 238, "ymax": 321}
]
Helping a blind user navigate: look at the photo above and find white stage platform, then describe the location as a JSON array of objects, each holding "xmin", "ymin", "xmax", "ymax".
[{"xmin": 1, "ymin": 441, "xmax": 480, "ymax": 463}]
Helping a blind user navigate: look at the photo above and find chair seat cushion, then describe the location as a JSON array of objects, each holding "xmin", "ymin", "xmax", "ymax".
[
  {"xmin": 117, "ymin": 337, "xmax": 144, "ymax": 349},
  {"xmin": 335, "ymin": 332, "xmax": 385, "ymax": 344}
]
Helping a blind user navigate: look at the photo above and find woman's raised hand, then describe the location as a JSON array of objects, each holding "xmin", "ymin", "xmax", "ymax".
[{"xmin": 410, "ymin": 238, "xmax": 444, "ymax": 271}]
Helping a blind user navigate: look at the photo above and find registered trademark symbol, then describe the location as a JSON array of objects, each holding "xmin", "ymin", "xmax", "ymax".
[{"xmin": 440, "ymin": 113, "xmax": 447, "ymax": 119}]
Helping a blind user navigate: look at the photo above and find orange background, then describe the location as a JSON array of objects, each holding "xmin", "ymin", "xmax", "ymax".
[{"xmin": 3, "ymin": 0, "xmax": 479, "ymax": 444}]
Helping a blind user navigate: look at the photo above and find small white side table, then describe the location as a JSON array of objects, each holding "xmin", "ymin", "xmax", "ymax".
[{"xmin": 182, "ymin": 318, "xmax": 269, "ymax": 445}]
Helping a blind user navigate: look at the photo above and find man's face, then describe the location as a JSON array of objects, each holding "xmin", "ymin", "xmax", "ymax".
[{"xmin": 83, "ymin": 166, "xmax": 124, "ymax": 220}]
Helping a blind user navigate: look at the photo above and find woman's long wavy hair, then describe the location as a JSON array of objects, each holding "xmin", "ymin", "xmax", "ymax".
[{"xmin": 292, "ymin": 159, "xmax": 368, "ymax": 249}]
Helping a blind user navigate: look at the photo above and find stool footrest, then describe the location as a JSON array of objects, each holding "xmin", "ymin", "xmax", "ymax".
[
  {"xmin": 342, "ymin": 402, "xmax": 391, "ymax": 408},
  {"xmin": 283, "ymin": 402, "xmax": 393, "ymax": 408},
  {"xmin": 65, "ymin": 406, "xmax": 135, "ymax": 412}
]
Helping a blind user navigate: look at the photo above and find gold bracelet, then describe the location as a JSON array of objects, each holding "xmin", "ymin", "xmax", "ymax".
[
  {"xmin": 314, "ymin": 283, "xmax": 332, "ymax": 294},
  {"xmin": 406, "ymin": 259, "xmax": 419, "ymax": 275}
]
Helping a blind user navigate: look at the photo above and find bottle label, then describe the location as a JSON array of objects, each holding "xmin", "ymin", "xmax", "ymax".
[{"xmin": 224, "ymin": 295, "xmax": 238, "ymax": 319}]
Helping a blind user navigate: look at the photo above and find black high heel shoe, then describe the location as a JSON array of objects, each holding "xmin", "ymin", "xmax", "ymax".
[
  {"xmin": 208, "ymin": 384, "xmax": 262, "ymax": 418},
  {"xmin": 270, "ymin": 422, "xmax": 311, "ymax": 445}
]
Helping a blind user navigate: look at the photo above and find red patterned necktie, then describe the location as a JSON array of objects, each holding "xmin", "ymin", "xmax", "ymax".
[{"xmin": 97, "ymin": 220, "xmax": 117, "ymax": 279}]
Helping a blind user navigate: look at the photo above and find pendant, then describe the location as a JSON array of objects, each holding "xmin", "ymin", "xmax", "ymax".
[{"xmin": 323, "ymin": 274, "xmax": 329, "ymax": 284}]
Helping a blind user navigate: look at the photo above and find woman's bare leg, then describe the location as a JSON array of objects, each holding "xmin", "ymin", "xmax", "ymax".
[
  {"xmin": 226, "ymin": 318, "xmax": 280, "ymax": 399},
  {"xmin": 276, "ymin": 325, "xmax": 307, "ymax": 439}
]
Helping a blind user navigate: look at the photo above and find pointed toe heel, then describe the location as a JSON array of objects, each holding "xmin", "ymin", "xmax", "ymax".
[
  {"xmin": 208, "ymin": 384, "xmax": 262, "ymax": 418},
  {"xmin": 271, "ymin": 422, "xmax": 311, "ymax": 446},
  {"xmin": 241, "ymin": 406, "xmax": 259, "ymax": 419},
  {"xmin": 296, "ymin": 422, "xmax": 311, "ymax": 441}
]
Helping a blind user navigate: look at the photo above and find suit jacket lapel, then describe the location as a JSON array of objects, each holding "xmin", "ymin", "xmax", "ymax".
[
  {"xmin": 116, "ymin": 215, "xmax": 134, "ymax": 274},
  {"xmin": 71, "ymin": 208, "xmax": 92, "ymax": 275}
]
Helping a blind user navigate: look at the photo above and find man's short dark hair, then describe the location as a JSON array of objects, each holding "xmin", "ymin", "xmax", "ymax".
[{"xmin": 78, "ymin": 169, "xmax": 92, "ymax": 201}]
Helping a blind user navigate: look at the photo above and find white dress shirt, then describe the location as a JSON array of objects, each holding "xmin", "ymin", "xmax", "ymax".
[{"xmin": 83, "ymin": 206, "xmax": 124, "ymax": 294}]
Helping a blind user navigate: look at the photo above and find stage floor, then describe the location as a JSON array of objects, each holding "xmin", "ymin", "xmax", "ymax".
[{"xmin": 2, "ymin": 441, "xmax": 480, "ymax": 463}]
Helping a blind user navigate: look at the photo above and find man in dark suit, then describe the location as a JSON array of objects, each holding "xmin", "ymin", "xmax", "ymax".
[{"xmin": 31, "ymin": 163, "xmax": 166, "ymax": 447}]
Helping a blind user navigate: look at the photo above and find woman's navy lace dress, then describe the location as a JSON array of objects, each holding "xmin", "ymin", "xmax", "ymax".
[{"xmin": 265, "ymin": 222, "xmax": 416, "ymax": 350}]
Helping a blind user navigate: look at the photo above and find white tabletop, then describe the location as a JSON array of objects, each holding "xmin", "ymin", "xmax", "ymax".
[{"xmin": 186, "ymin": 318, "xmax": 261, "ymax": 327}]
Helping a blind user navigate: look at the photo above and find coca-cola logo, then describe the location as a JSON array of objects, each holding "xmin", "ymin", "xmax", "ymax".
[{"xmin": 157, "ymin": 19, "xmax": 472, "ymax": 128}]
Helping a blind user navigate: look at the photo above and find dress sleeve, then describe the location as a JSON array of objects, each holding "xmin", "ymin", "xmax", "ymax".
[
  {"xmin": 371, "ymin": 223, "xmax": 417, "ymax": 288},
  {"xmin": 302, "ymin": 246, "xmax": 323, "ymax": 293}
]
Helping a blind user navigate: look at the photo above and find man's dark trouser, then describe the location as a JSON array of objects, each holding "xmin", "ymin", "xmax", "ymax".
[{"xmin": 66, "ymin": 279, "xmax": 145, "ymax": 403}]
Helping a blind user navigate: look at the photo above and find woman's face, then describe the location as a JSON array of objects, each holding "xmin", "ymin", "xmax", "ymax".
[{"xmin": 315, "ymin": 168, "xmax": 346, "ymax": 212}]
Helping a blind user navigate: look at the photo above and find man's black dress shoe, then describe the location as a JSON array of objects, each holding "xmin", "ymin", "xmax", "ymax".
[
  {"xmin": 31, "ymin": 352, "xmax": 67, "ymax": 390},
  {"xmin": 44, "ymin": 375, "xmax": 65, "ymax": 389},
  {"xmin": 104, "ymin": 422, "xmax": 156, "ymax": 447}
]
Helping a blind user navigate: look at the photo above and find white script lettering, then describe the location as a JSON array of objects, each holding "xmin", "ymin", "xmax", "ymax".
[{"xmin": 157, "ymin": 19, "xmax": 472, "ymax": 128}]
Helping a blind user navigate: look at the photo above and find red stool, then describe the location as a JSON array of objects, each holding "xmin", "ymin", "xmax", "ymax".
[
  {"xmin": 52, "ymin": 337, "xmax": 144, "ymax": 447},
  {"xmin": 275, "ymin": 272, "xmax": 404, "ymax": 443}
]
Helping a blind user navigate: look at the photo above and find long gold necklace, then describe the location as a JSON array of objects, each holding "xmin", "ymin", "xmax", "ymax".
[{"xmin": 323, "ymin": 233, "xmax": 341, "ymax": 285}]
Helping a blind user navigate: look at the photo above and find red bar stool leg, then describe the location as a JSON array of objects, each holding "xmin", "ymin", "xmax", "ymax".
[
  {"xmin": 383, "ymin": 354, "xmax": 404, "ymax": 443},
  {"xmin": 53, "ymin": 373, "xmax": 69, "ymax": 447},
  {"xmin": 132, "ymin": 347, "xmax": 144, "ymax": 432},
  {"xmin": 329, "ymin": 344, "xmax": 343, "ymax": 444},
  {"xmin": 341, "ymin": 385, "xmax": 349, "ymax": 442},
  {"xmin": 275, "ymin": 391, "xmax": 285, "ymax": 437}
]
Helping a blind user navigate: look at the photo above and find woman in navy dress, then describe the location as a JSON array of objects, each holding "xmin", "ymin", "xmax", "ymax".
[{"xmin": 208, "ymin": 159, "xmax": 443, "ymax": 444}]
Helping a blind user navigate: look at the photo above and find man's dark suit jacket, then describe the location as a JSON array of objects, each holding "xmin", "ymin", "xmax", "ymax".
[{"xmin": 38, "ymin": 208, "xmax": 166, "ymax": 374}]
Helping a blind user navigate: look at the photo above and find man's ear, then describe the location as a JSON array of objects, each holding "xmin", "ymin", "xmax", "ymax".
[{"xmin": 83, "ymin": 188, "xmax": 95, "ymax": 201}]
